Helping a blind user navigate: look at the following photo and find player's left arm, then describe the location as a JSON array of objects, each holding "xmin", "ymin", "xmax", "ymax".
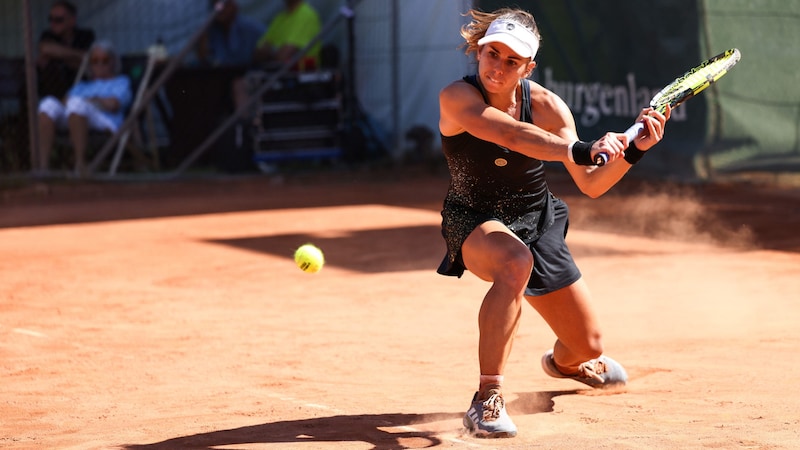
[
  {"xmin": 532, "ymin": 83, "xmax": 668, "ymax": 197},
  {"xmin": 570, "ymin": 109, "xmax": 668, "ymax": 198}
]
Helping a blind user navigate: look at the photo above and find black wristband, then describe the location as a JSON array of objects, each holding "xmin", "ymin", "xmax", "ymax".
[
  {"xmin": 624, "ymin": 141, "xmax": 647, "ymax": 165},
  {"xmin": 571, "ymin": 140, "xmax": 597, "ymax": 166}
]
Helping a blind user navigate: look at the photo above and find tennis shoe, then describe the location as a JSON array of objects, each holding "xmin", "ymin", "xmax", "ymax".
[
  {"xmin": 541, "ymin": 349, "xmax": 627, "ymax": 389},
  {"xmin": 463, "ymin": 388, "xmax": 517, "ymax": 438}
]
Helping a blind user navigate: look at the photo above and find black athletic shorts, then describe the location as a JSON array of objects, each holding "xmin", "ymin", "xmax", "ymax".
[{"xmin": 437, "ymin": 195, "xmax": 581, "ymax": 296}]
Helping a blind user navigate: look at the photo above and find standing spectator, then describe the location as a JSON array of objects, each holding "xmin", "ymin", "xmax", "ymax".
[
  {"xmin": 195, "ymin": 0, "xmax": 265, "ymax": 115},
  {"xmin": 36, "ymin": 40, "xmax": 131, "ymax": 177},
  {"xmin": 37, "ymin": 0, "xmax": 95, "ymax": 99},
  {"xmin": 196, "ymin": 0, "xmax": 265, "ymax": 68},
  {"xmin": 256, "ymin": 0, "xmax": 322, "ymax": 71}
]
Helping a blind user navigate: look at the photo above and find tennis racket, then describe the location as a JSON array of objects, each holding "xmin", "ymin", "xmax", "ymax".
[{"xmin": 595, "ymin": 48, "xmax": 741, "ymax": 166}]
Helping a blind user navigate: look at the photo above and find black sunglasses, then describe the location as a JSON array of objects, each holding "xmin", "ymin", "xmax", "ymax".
[{"xmin": 48, "ymin": 15, "xmax": 66, "ymax": 24}]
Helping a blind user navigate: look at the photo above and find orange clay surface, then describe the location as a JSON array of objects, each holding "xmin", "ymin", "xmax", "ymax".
[{"xmin": 1, "ymin": 168, "xmax": 799, "ymax": 449}]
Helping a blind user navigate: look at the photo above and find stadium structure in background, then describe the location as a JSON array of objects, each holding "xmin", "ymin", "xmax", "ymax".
[{"xmin": 0, "ymin": 0, "xmax": 797, "ymax": 181}]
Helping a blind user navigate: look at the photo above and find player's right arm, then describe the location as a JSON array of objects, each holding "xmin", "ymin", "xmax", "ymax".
[{"xmin": 438, "ymin": 80, "xmax": 621, "ymax": 164}]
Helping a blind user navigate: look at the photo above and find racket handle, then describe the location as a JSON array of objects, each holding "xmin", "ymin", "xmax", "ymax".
[
  {"xmin": 594, "ymin": 152, "xmax": 608, "ymax": 166},
  {"xmin": 623, "ymin": 122, "xmax": 644, "ymax": 143},
  {"xmin": 594, "ymin": 121, "xmax": 644, "ymax": 166}
]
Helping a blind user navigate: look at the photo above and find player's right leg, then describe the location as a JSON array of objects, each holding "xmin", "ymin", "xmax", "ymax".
[{"xmin": 459, "ymin": 220, "xmax": 531, "ymax": 437}]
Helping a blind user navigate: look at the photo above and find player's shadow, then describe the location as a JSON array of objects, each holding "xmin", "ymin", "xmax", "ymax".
[
  {"xmin": 121, "ymin": 391, "xmax": 577, "ymax": 450},
  {"xmin": 207, "ymin": 225, "xmax": 444, "ymax": 273},
  {"xmin": 507, "ymin": 389, "xmax": 578, "ymax": 415},
  {"xmin": 121, "ymin": 412, "xmax": 461, "ymax": 450}
]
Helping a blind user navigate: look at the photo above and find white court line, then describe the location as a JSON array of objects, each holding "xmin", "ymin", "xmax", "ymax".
[
  {"xmin": 304, "ymin": 403, "xmax": 335, "ymax": 410},
  {"xmin": 12, "ymin": 328, "xmax": 48, "ymax": 338},
  {"xmin": 265, "ymin": 393, "xmax": 346, "ymax": 415},
  {"xmin": 446, "ymin": 436, "xmax": 481, "ymax": 447}
]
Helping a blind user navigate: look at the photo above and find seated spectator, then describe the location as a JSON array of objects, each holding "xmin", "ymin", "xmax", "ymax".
[
  {"xmin": 196, "ymin": 0, "xmax": 265, "ymax": 68},
  {"xmin": 37, "ymin": 0, "xmax": 95, "ymax": 99},
  {"xmin": 255, "ymin": 0, "xmax": 322, "ymax": 71},
  {"xmin": 36, "ymin": 40, "xmax": 132, "ymax": 177}
]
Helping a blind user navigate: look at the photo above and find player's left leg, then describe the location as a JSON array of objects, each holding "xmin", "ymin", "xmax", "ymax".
[
  {"xmin": 526, "ymin": 278, "xmax": 627, "ymax": 388},
  {"xmin": 527, "ymin": 278, "xmax": 602, "ymax": 367}
]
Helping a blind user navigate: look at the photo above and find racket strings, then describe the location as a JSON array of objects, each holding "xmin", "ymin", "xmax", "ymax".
[{"xmin": 650, "ymin": 50, "xmax": 740, "ymax": 112}]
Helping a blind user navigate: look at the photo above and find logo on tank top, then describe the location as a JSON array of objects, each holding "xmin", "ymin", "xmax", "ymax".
[{"xmin": 494, "ymin": 158, "xmax": 508, "ymax": 167}]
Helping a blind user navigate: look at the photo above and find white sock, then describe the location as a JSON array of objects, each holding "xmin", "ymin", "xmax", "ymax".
[{"xmin": 479, "ymin": 374, "xmax": 504, "ymax": 389}]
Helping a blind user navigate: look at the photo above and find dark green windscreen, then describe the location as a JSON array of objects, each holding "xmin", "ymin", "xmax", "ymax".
[{"xmin": 475, "ymin": 0, "xmax": 799, "ymax": 179}]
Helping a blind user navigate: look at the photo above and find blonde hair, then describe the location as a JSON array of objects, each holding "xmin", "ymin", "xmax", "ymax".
[{"xmin": 460, "ymin": 8, "xmax": 541, "ymax": 56}]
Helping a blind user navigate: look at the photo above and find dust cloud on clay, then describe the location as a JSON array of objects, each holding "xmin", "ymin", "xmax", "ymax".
[{"xmin": 567, "ymin": 183, "xmax": 755, "ymax": 248}]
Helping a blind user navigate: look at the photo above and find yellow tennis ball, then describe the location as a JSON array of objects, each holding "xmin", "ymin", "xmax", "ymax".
[{"xmin": 294, "ymin": 244, "xmax": 324, "ymax": 273}]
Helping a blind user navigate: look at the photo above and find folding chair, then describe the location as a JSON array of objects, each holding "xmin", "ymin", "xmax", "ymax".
[
  {"xmin": 65, "ymin": 51, "xmax": 160, "ymax": 175},
  {"xmin": 107, "ymin": 52, "xmax": 160, "ymax": 175}
]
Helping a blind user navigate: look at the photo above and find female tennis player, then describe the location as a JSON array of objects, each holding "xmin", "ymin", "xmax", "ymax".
[{"xmin": 437, "ymin": 7, "xmax": 670, "ymax": 438}]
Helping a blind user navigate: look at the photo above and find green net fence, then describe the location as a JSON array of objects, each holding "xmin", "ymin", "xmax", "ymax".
[{"xmin": 477, "ymin": 0, "xmax": 800, "ymax": 183}]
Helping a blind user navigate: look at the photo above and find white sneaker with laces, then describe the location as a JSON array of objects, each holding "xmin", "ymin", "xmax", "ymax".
[
  {"xmin": 463, "ymin": 388, "xmax": 517, "ymax": 438},
  {"xmin": 541, "ymin": 349, "xmax": 628, "ymax": 388}
]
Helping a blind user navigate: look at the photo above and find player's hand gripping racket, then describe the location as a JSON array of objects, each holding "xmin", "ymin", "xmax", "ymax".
[{"xmin": 594, "ymin": 48, "xmax": 741, "ymax": 166}]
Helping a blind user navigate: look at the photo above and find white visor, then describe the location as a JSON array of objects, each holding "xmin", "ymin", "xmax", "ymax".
[{"xmin": 477, "ymin": 18, "xmax": 539, "ymax": 59}]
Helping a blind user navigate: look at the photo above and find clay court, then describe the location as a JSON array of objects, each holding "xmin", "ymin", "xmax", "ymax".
[{"xmin": 2, "ymin": 167, "xmax": 799, "ymax": 449}]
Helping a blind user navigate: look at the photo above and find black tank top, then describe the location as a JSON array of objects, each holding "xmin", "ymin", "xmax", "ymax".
[{"xmin": 441, "ymin": 75, "xmax": 549, "ymax": 218}]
